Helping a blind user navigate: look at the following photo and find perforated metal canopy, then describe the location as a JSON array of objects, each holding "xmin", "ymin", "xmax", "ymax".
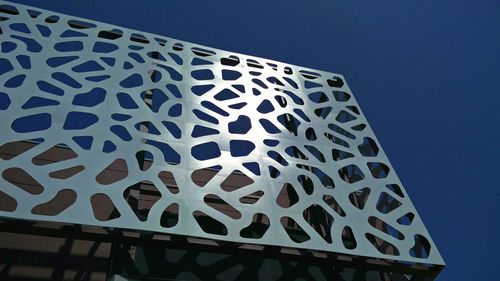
[{"xmin": 0, "ymin": 1, "xmax": 443, "ymax": 266}]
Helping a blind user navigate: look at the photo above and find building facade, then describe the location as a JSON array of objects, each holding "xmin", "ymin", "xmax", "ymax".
[{"xmin": 0, "ymin": 1, "xmax": 443, "ymax": 280}]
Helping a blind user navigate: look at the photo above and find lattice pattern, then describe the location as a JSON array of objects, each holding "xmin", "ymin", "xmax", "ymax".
[{"xmin": 0, "ymin": 1, "xmax": 442, "ymax": 265}]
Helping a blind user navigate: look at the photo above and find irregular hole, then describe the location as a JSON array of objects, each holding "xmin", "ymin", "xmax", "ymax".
[
  {"xmin": 0, "ymin": 140, "xmax": 42, "ymax": 160},
  {"xmin": 221, "ymin": 170, "xmax": 254, "ymax": 192},
  {"xmin": 348, "ymin": 187, "xmax": 371, "ymax": 210},
  {"xmin": 386, "ymin": 184, "xmax": 404, "ymax": 198},
  {"xmin": 143, "ymin": 139, "xmax": 180, "ymax": 164},
  {"xmin": 2, "ymin": 168, "xmax": 43, "ymax": 194},
  {"xmin": 32, "ymin": 144, "xmax": 77, "ymax": 166},
  {"xmin": 332, "ymin": 149, "xmax": 354, "ymax": 161},
  {"xmin": 367, "ymin": 162, "xmax": 390, "ymax": 178},
  {"xmin": 358, "ymin": 137, "xmax": 379, "ymax": 157},
  {"xmin": 277, "ymin": 113, "xmax": 301, "ymax": 136},
  {"xmin": 0, "ymin": 190, "xmax": 17, "ymax": 212},
  {"xmin": 160, "ymin": 203, "xmax": 179, "ymax": 228},
  {"xmin": 410, "ymin": 235, "xmax": 431, "ymax": 259},
  {"xmin": 49, "ymin": 165, "xmax": 85, "ymax": 179},
  {"xmin": 31, "ymin": 189, "xmax": 77, "ymax": 216},
  {"xmin": 191, "ymin": 165, "xmax": 221, "ymax": 187},
  {"xmin": 267, "ymin": 151, "xmax": 288, "ymax": 167},
  {"xmin": 303, "ymin": 204, "xmax": 333, "ymax": 243},
  {"xmin": 280, "ymin": 216, "xmax": 310, "ymax": 243},
  {"xmin": 324, "ymin": 132, "xmax": 349, "ymax": 148},
  {"xmin": 276, "ymin": 183, "xmax": 299, "ymax": 208},
  {"xmin": 191, "ymin": 141, "xmax": 221, "ymax": 161},
  {"xmin": 342, "ymin": 226, "xmax": 357, "ymax": 250},
  {"xmin": 365, "ymin": 233, "xmax": 400, "ymax": 256},
  {"xmin": 95, "ymin": 158, "xmax": 128, "ymax": 185},
  {"xmin": 323, "ymin": 195, "xmax": 346, "ymax": 217},
  {"xmin": 204, "ymin": 194, "xmax": 241, "ymax": 219},
  {"xmin": 230, "ymin": 140, "xmax": 256, "ymax": 157},
  {"xmin": 124, "ymin": 180, "xmax": 160, "ymax": 221},
  {"xmin": 11, "ymin": 113, "xmax": 51, "ymax": 133},
  {"xmin": 332, "ymin": 91, "xmax": 351, "ymax": 102},
  {"xmin": 304, "ymin": 145, "xmax": 325, "ymax": 162},
  {"xmin": 193, "ymin": 210, "xmax": 227, "ymax": 235},
  {"xmin": 91, "ymin": 193, "xmax": 120, "ymax": 221},
  {"xmin": 327, "ymin": 76, "xmax": 344, "ymax": 88},
  {"xmin": 397, "ymin": 212, "xmax": 415, "ymax": 226},
  {"xmin": 328, "ymin": 124, "xmax": 355, "ymax": 139},
  {"xmin": 376, "ymin": 192, "xmax": 402, "ymax": 214},
  {"xmin": 239, "ymin": 190, "xmax": 264, "ymax": 204},
  {"xmin": 240, "ymin": 213, "xmax": 269, "ymax": 239},
  {"xmin": 297, "ymin": 165, "xmax": 335, "ymax": 189},
  {"xmin": 228, "ymin": 115, "xmax": 251, "ymax": 134},
  {"xmin": 368, "ymin": 216, "xmax": 405, "ymax": 240},
  {"xmin": 339, "ymin": 164, "xmax": 364, "ymax": 184},
  {"xmin": 305, "ymin": 127, "xmax": 317, "ymax": 141},
  {"xmin": 297, "ymin": 175, "xmax": 314, "ymax": 195},
  {"xmin": 159, "ymin": 170, "xmax": 179, "ymax": 194},
  {"xmin": 135, "ymin": 150, "xmax": 153, "ymax": 171}
]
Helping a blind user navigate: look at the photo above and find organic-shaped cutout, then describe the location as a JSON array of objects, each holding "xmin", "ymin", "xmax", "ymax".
[
  {"xmin": 160, "ymin": 203, "xmax": 179, "ymax": 228},
  {"xmin": 276, "ymin": 183, "xmax": 299, "ymax": 208},
  {"xmin": 365, "ymin": 233, "xmax": 400, "ymax": 256},
  {"xmin": 304, "ymin": 145, "xmax": 325, "ymax": 162},
  {"xmin": 342, "ymin": 226, "xmax": 357, "ymax": 250},
  {"xmin": 95, "ymin": 158, "xmax": 128, "ymax": 185},
  {"xmin": 240, "ymin": 213, "xmax": 269, "ymax": 239},
  {"xmin": 285, "ymin": 146, "xmax": 308, "ymax": 160},
  {"xmin": 386, "ymin": 184, "xmax": 404, "ymax": 198},
  {"xmin": 358, "ymin": 137, "xmax": 379, "ymax": 157},
  {"xmin": 204, "ymin": 194, "xmax": 241, "ymax": 219},
  {"xmin": 124, "ymin": 180, "xmax": 160, "ymax": 221},
  {"xmin": 0, "ymin": 140, "xmax": 42, "ymax": 160},
  {"xmin": 221, "ymin": 170, "xmax": 254, "ymax": 192},
  {"xmin": 228, "ymin": 115, "xmax": 251, "ymax": 134},
  {"xmin": 191, "ymin": 165, "xmax": 221, "ymax": 187},
  {"xmin": 159, "ymin": 171, "xmax": 179, "ymax": 194},
  {"xmin": 324, "ymin": 132, "xmax": 349, "ymax": 148},
  {"xmin": 305, "ymin": 127, "xmax": 317, "ymax": 141},
  {"xmin": 368, "ymin": 216, "xmax": 405, "ymax": 240},
  {"xmin": 230, "ymin": 140, "xmax": 255, "ymax": 157},
  {"xmin": 31, "ymin": 189, "xmax": 76, "ymax": 216},
  {"xmin": 303, "ymin": 204, "xmax": 333, "ymax": 243},
  {"xmin": 328, "ymin": 124, "xmax": 355, "ymax": 139},
  {"xmin": 339, "ymin": 164, "xmax": 364, "ymax": 184},
  {"xmin": 297, "ymin": 175, "xmax": 314, "ymax": 195},
  {"xmin": 297, "ymin": 165, "xmax": 335, "ymax": 189},
  {"xmin": 12, "ymin": 113, "xmax": 52, "ymax": 133},
  {"xmin": 192, "ymin": 141, "xmax": 221, "ymax": 161},
  {"xmin": 322, "ymin": 195, "xmax": 346, "ymax": 217},
  {"xmin": 397, "ymin": 212, "xmax": 415, "ymax": 226},
  {"xmin": 239, "ymin": 190, "xmax": 264, "ymax": 204},
  {"xmin": 332, "ymin": 149, "xmax": 354, "ymax": 161},
  {"xmin": 193, "ymin": 210, "xmax": 228, "ymax": 235},
  {"xmin": 49, "ymin": 165, "xmax": 85, "ymax": 179},
  {"xmin": 376, "ymin": 192, "xmax": 402, "ymax": 214},
  {"xmin": 280, "ymin": 216, "xmax": 310, "ymax": 243},
  {"xmin": 135, "ymin": 150, "xmax": 153, "ymax": 171},
  {"xmin": 0, "ymin": 190, "xmax": 17, "ymax": 212},
  {"xmin": 335, "ymin": 110, "xmax": 357, "ymax": 123},
  {"xmin": 410, "ymin": 234, "xmax": 431, "ymax": 259},
  {"xmin": 91, "ymin": 193, "xmax": 120, "ymax": 221},
  {"xmin": 348, "ymin": 187, "xmax": 371, "ymax": 210},
  {"xmin": 2, "ymin": 167, "xmax": 43, "ymax": 195},
  {"xmin": 367, "ymin": 162, "xmax": 390, "ymax": 178},
  {"xmin": 144, "ymin": 139, "xmax": 180, "ymax": 164}
]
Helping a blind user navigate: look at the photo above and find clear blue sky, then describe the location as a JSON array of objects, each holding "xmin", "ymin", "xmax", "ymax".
[{"xmin": 7, "ymin": 0, "xmax": 500, "ymax": 279}]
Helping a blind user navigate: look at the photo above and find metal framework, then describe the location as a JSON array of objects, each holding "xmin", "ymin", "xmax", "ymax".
[{"xmin": 0, "ymin": 1, "xmax": 443, "ymax": 279}]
